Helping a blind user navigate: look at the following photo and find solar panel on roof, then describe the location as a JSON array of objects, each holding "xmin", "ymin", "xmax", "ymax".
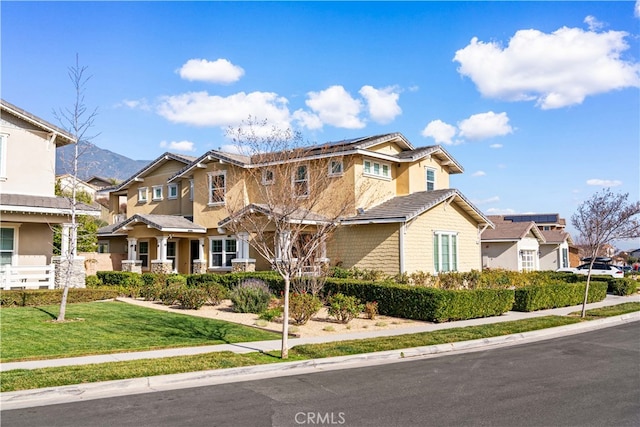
[{"xmin": 504, "ymin": 214, "xmax": 559, "ymax": 223}]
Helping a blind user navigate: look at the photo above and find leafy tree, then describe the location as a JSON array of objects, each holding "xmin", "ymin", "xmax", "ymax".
[{"xmin": 571, "ymin": 189, "xmax": 640, "ymax": 317}]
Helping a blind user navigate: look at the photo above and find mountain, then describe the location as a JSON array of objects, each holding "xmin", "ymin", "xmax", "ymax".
[{"xmin": 56, "ymin": 141, "xmax": 151, "ymax": 182}]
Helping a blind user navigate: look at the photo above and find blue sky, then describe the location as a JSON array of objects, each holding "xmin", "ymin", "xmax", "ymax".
[{"xmin": 2, "ymin": 1, "xmax": 639, "ymax": 249}]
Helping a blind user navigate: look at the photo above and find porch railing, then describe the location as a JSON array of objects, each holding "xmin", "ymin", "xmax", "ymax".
[{"xmin": 0, "ymin": 265, "xmax": 56, "ymax": 290}]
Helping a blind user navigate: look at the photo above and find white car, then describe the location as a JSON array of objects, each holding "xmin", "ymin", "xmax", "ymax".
[{"xmin": 557, "ymin": 262, "xmax": 624, "ymax": 278}]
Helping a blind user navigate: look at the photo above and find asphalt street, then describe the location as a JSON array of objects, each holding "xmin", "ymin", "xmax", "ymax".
[{"xmin": 2, "ymin": 322, "xmax": 638, "ymax": 427}]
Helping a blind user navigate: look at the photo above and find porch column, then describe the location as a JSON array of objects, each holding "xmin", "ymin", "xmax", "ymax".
[
  {"xmin": 122, "ymin": 237, "xmax": 142, "ymax": 273},
  {"xmin": 60, "ymin": 223, "xmax": 71, "ymax": 257},
  {"xmin": 232, "ymin": 232, "xmax": 256, "ymax": 272},
  {"xmin": 152, "ymin": 236, "xmax": 172, "ymax": 274},
  {"xmin": 157, "ymin": 236, "xmax": 168, "ymax": 261},
  {"xmin": 192, "ymin": 237, "xmax": 207, "ymax": 274},
  {"xmin": 198, "ymin": 237, "xmax": 205, "ymax": 261},
  {"xmin": 127, "ymin": 238, "xmax": 138, "ymax": 261}
]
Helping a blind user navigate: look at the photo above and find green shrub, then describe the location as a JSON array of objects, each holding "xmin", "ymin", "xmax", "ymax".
[
  {"xmin": 513, "ymin": 281, "xmax": 608, "ymax": 312},
  {"xmin": 159, "ymin": 283, "xmax": 184, "ymax": 306},
  {"xmin": 0, "ymin": 289, "xmax": 119, "ymax": 307},
  {"xmin": 259, "ymin": 306, "xmax": 283, "ymax": 321},
  {"xmin": 202, "ymin": 282, "xmax": 227, "ymax": 305},
  {"xmin": 85, "ymin": 275, "xmax": 103, "ymax": 288},
  {"xmin": 607, "ymin": 278, "xmax": 638, "ymax": 296},
  {"xmin": 139, "ymin": 274, "xmax": 167, "ymax": 301},
  {"xmin": 230, "ymin": 279, "xmax": 272, "ymax": 313},
  {"xmin": 186, "ymin": 271, "xmax": 285, "ymax": 294},
  {"xmin": 166, "ymin": 274, "xmax": 187, "ymax": 287},
  {"xmin": 327, "ymin": 293, "xmax": 364, "ymax": 324},
  {"xmin": 177, "ymin": 287, "xmax": 208, "ymax": 310},
  {"xmin": 288, "ymin": 293, "xmax": 323, "ymax": 325},
  {"xmin": 97, "ymin": 271, "xmax": 136, "ymax": 286}
]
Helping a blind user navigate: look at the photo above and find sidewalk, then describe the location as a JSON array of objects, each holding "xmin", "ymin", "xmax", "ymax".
[{"xmin": 2, "ymin": 294, "xmax": 638, "ymax": 372}]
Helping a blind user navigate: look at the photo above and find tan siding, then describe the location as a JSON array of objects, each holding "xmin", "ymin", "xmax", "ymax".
[
  {"xmin": 328, "ymin": 223, "xmax": 400, "ymax": 276},
  {"xmin": 404, "ymin": 202, "xmax": 481, "ymax": 273},
  {"xmin": 125, "ymin": 160, "xmax": 191, "ymax": 217}
]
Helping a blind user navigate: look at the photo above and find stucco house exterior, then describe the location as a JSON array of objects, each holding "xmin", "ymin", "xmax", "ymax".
[
  {"xmin": 0, "ymin": 99, "xmax": 100, "ymax": 288},
  {"xmin": 98, "ymin": 133, "xmax": 493, "ymax": 276},
  {"xmin": 481, "ymin": 214, "xmax": 572, "ymax": 272}
]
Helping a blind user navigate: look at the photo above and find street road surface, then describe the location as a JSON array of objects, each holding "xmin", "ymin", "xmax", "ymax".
[{"xmin": 2, "ymin": 322, "xmax": 639, "ymax": 426}]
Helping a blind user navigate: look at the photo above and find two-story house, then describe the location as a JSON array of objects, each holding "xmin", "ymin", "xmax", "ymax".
[
  {"xmin": 0, "ymin": 99, "xmax": 100, "ymax": 288},
  {"xmin": 481, "ymin": 214, "xmax": 573, "ymax": 272},
  {"xmin": 99, "ymin": 133, "xmax": 493, "ymax": 276}
]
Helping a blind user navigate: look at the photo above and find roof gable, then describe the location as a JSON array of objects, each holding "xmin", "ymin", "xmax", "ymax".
[
  {"xmin": 1, "ymin": 99, "xmax": 75, "ymax": 146},
  {"xmin": 113, "ymin": 152, "xmax": 197, "ymax": 191},
  {"xmin": 482, "ymin": 216, "xmax": 545, "ymax": 242}
]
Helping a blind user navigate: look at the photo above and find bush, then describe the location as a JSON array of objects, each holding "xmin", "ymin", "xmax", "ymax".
[
  {"xmin": 364, "ymin": 301, "xmax": 378, "ymax": 320},
  {"xmin": 608, "ymin": 278, "xmax": 638, "ymax": 296},
  {"xmin": 177, "ymin": 287, "xmax": 208, "ymax": 310},
  {"xmin": 202, "ymin": 282, "xmax": 227, "ymax": 305},
  {"xmin": 0, "ymin": 289, "xmax": 119, "ymax": 307},
  {"xmin": 513, "ymin": 281, "xmax": 608, "ymax": 312},
  {"xmin": 259, "ymin": 306, "xmax": 283, "ymax": 322},
  {"xmin": 159, "ymin": 283, "xmax": 184, "ymax": 306},
  {"xmin": 327, "ymin": 293, "xmax": 364, "ymax": 324},
  {"xmin": 85, "ymin": 275, "xmax": 103, "ymax": 288},
  {"xmin": 140, "ymin": 274, "xmax": 167, "ymax": 301},
  {"xmin": 230, "ymin": 279, "xmax": 272, "ymax": 313},
  {"xmin": 288, "ymin": 293, "xmax": 323, "ymax": 325}
]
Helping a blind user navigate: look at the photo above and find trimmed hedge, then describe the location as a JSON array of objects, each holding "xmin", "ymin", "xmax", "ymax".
[
  {"xmin": 323, "ymin": 279, "xmax": 514, "ymax": 323},
  {"xmin": 513, "ymin": 281, "xmax": 607, "ymax": 312},
  {"xmin": 608, "ymin": 278, "xmax": 638, "ymax": 296},
  {"xmin": 186, "ymin": 271, "xmax": 284, "ymax": 294},
  {"xmin": 0, "ymin": 288, "xmax": 120, "ymax": 307}
]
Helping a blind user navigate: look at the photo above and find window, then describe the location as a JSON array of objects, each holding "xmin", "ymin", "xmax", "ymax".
[
  {"xmin": 208, "ymin": 171, "xmax": 226, "ymax": 205},
  {"xmin": 209, "ymin": 237, "xmax": 237, "ymax": 268},
  {"xmin": 168, "ymin": 184, "xmax": 178, "ymax": 200},
  {"xmin": 189, "ymin": 179, "xmax": 194, "ymax": 201},
  {"xmin": 363, "ymin": 159, "xmax": 390, "ymax": 179},
  {"xmin": 0, "ymin": 227, "xmax": 15, "ymax": 266},
  {"xmin": 0, "ymin": 134, "xmax": 7, "ymax": 180},
  {"xmin": 426, "ymin": 168, "xmax": 436, "ymax": 191},
  {"xmin": 138, "ymin": 187, "xmax": 148, "ymax": 203},
  {"xmin": 434, "ymin": 231, "xmax": 458, "ymax": 273},
  {"xmin": 329, "ymin": 159, "xmax": 343, "ymax": 177},
  {"xmin": 152, "ymin": 185, "xmax": 163, "ymax": 201},
  {"xmin": 562, "ymin": 247, "xmax": 569, "ymax": 268},
  {"xmin": 138, "ymin": 241, "xmax": 149, "ymax": 269},
  {"xmin": 97, "ymin": 241, "xmax": 109, "ymax": 254},
  {"xmin": 262, "ymin": 169, "xmax": 274, "ymax": 185},
  {"xmin": 293, "ymin": 165, "xmax": 309, "ymax": 197},
  {"xmin": 521, "ymin": 250, "xmax": 536, "ymax": 272}
]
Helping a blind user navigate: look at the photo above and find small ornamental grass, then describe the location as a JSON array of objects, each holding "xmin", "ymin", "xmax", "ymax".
[{"xmin": 327, "ymin": 293, "xmax": 364, "ymax": 324}]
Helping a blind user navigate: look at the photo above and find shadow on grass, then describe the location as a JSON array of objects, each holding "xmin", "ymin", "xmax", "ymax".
[{"xmin": 35, "ymin": 307, "xmax": 58, "ymax": 321}]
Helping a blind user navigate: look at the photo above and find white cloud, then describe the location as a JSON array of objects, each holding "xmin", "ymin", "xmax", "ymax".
[
  {"xmin": 473, "ymin": 196, "xmax": 500, "ymax": 205},
  {"xmin": 119, "ymin": 98, "xmax": 151, "ymax": 111},
  {"xmin": 486, "ymin": 207, "xmax": 517, "ymax": 215},
  {"xmin": 458, "ymin": 111, "xmax": 513, "ymax": 140},
  {"xmin": 636, "ymin": 0, "xmax": 640, "ymax": 18},
  {"xmin": 490, "ymin": 143, "xmax": 503, "ymax": 149},
  {"xmin": 292, "ymin": 109, "xmax": 323, "ymax": 130},
  {"xmin": 584, "ymin": 15, "xmax": 604, "ymax": 32},
  {"xmin": 586, "ymin": 178, "xmax": 622, "ymax": 187},
  {"xmin": 160, "ymin": 140, "xmax": 196, "ymax": 152},
  {"xmin": 454, "ymin": 26, "xmax": 640, "ymax": 109},
  {"xmin": 178, "ymin": 58, "xmax": 245, "ymax": 84},
  {"xmin": 358, "ymin": 85, "xmax": 402, "ymax": 124},
  {"xmin": 472, "ymin": 171, "xmax": 486, "ymax": 177},
  {"xmin": 305, "ymin": 85, "xmax": 365, "ymax": 129},
  {"xmin": 421, "ymin": 119, "xmax": 457, "ymax": 145},
  {"xmin": 157, "ymin": 91, "xmax": 291, "ymax": 129}
]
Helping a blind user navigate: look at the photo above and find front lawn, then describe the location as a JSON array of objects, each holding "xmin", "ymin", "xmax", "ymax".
[{"xmin": 0, "ymin": 301, "xmax": 280, "ymax": 362}]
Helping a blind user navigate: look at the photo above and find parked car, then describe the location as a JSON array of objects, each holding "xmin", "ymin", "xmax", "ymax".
[{"xmin": 556, "ymin": 262, "xmax": 624, "ymax": 278}]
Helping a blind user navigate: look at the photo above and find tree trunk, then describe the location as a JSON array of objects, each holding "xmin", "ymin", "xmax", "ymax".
[
  {"xmin": 580, "ymin": 257, "xmax": 596, "ymax": 318},
  {"xmin": 58, "ymin": 283, "xmax": 70, "ymax": 321},
  {"xmin": 281, "ymin": 275, "xmax": 290, "ymax": 359}
]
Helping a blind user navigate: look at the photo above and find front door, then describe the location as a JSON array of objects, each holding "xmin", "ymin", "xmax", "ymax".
[
  {"xmin": 190, "ymin": 240, "xmax": 200, "ymax": 274},
  {"xmin": 167, "ymin": 241, "xmax": 177, "ymax": 272}
]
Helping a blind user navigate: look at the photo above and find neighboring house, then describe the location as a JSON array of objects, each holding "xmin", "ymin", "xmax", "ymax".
[
  {"xmin": 0, "ymin": 99, "xmax": 100, "ymax": 288},
  {"xmin": 98, "ymin": 133, "xmax": 492, "ymax": 276},
  {"xmin": 56, "ymin": 174, "xmax": 99, "ymax": 200},
  {"xmin": 481, "ymin": 214, "xmax": 572, "ymax": 272}
]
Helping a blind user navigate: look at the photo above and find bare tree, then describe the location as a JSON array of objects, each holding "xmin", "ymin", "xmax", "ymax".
[
  {"xmin": 222, "ymin": 119, "xmax": 358, "ymax": 358},
  {"xmin": 571, "ymin": 188, "xmax": 640, "ymax": 317},
  {"xmin": 53, "ymin": 55, "xmax": 98, "ymax": 322}
]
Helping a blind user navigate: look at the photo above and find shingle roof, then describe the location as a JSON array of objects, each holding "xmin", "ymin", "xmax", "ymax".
[
  {"xmin": 341, "ymin": 189, "xmax": 492, "ymax": 226},
  {"xmin": 107, "ymin": 214, "xmax": 206, "ymax": 234},
  {"xmin": 482, "ymin": 215, "xmax": 545, "ymax": 241},
  {"xmin": 1, "ymin": 99, "xmax": 76, "ymax": 146},
  {"xmin": 112, "ymin": 152, "xmax": 196, "ymax": 192},
  {"xmin": 0, "ymin": 193, "xmax": 99, "ymax": 214},
  {"xmin": 540, "ymin": 229, "xmax": 572, "ymax": 244}
]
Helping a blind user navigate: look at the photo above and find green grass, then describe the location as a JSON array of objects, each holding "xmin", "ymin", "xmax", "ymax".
[
  {"xmin": 568, "ymin": 301, "xmax": 640, "ymax": 318},
  {"xmin": 0, "ymin": 301, "xmax": 280, "ymax": 362}
]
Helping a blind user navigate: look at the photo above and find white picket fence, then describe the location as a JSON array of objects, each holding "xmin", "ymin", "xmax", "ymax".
[{"xmin": 0, "ymin": 265, "xmax": 56, "ymax": 290}]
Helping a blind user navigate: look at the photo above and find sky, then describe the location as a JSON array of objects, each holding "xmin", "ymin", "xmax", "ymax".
[{"xmin": 2, "ymin": 1, "xmax": 639, "ymax": 249}]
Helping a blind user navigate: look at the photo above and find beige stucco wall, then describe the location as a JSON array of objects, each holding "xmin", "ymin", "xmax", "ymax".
[
  {"xmin": 482, "ymin": 242, "xmax": 519, "ymax": 270},
  {"xmin": 404, "ymin": 201, "xmax": 482, "ymax": 273},
  {"xmin": 328, "ymin": 223, "xmax": 400, "ymax": 276},
  {"xmin": 126, "ymin": 160, "xmax": 191, "ymax": 217},
  {"xmin": 1, "ymin": 115, "xmax": 57, "ymax": 197}
]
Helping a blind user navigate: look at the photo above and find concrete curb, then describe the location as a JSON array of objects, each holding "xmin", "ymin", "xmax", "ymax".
[{"xmin": 2, "ymin": 311, "xmax": 638, "ymax": 411}]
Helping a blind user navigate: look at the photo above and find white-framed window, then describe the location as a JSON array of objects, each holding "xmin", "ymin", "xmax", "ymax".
[
  {"xmin": 168, "ymin": 183, "xmax": 178, "ymax": 200},
  {"xmin": 0, "ymin": 227, "xmax": 16, "ymax": 266},
  {"xmin": 152, "ymin": 185, "xmax": 163, "ymax": 201},
  {"xmin": 0, "ymin": 133, "xmax": 8, "ymax": 180},
  {"xmin": 434, "ymin": 231, "xmax": 458, "ymax": 273},
  {"xmin": 97, "ymin": 241, "xmax": 109, "ymax": 254},
  {"xmin": 426, "ymin": 167, "xmax": 436, "ymax": 191},
  {"xmin": 521, "ymin": 250, "xmax": 536, "ymax": 272},
  {"xmin": 208, "ymin": 171, "xmax": 226, "ymax": 205},
  {"xmin": 138, "ymin": 187, "xmax": 148, "ymax": 203},
  {"xmin": 209, "ymin": 237, "xmax": 237, "ymax": 268},
  {"xmin": 561, "ymin": 247, "xmax": 569, "ymax": 269},
  {"xmin": 138, "ymin": 241, "xmax": 149, "ymax": 269},
  {"xmin": 293, "ymin": 164, "xmax": 309, "ymax": 197},
  {"xmin": 262, "ymin": 168, "xmax": 275, "ymax": 185},
  {"xmin": 363, "ymin": 159, "xmax": 390, "ymax": 179},
  {"xmin": 189, "ymin": 179, "xmax": 194, "ymax": 201},
  {"xmin": 328, "ymin": 159, "xmax": 343, "ymax": 177}
]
